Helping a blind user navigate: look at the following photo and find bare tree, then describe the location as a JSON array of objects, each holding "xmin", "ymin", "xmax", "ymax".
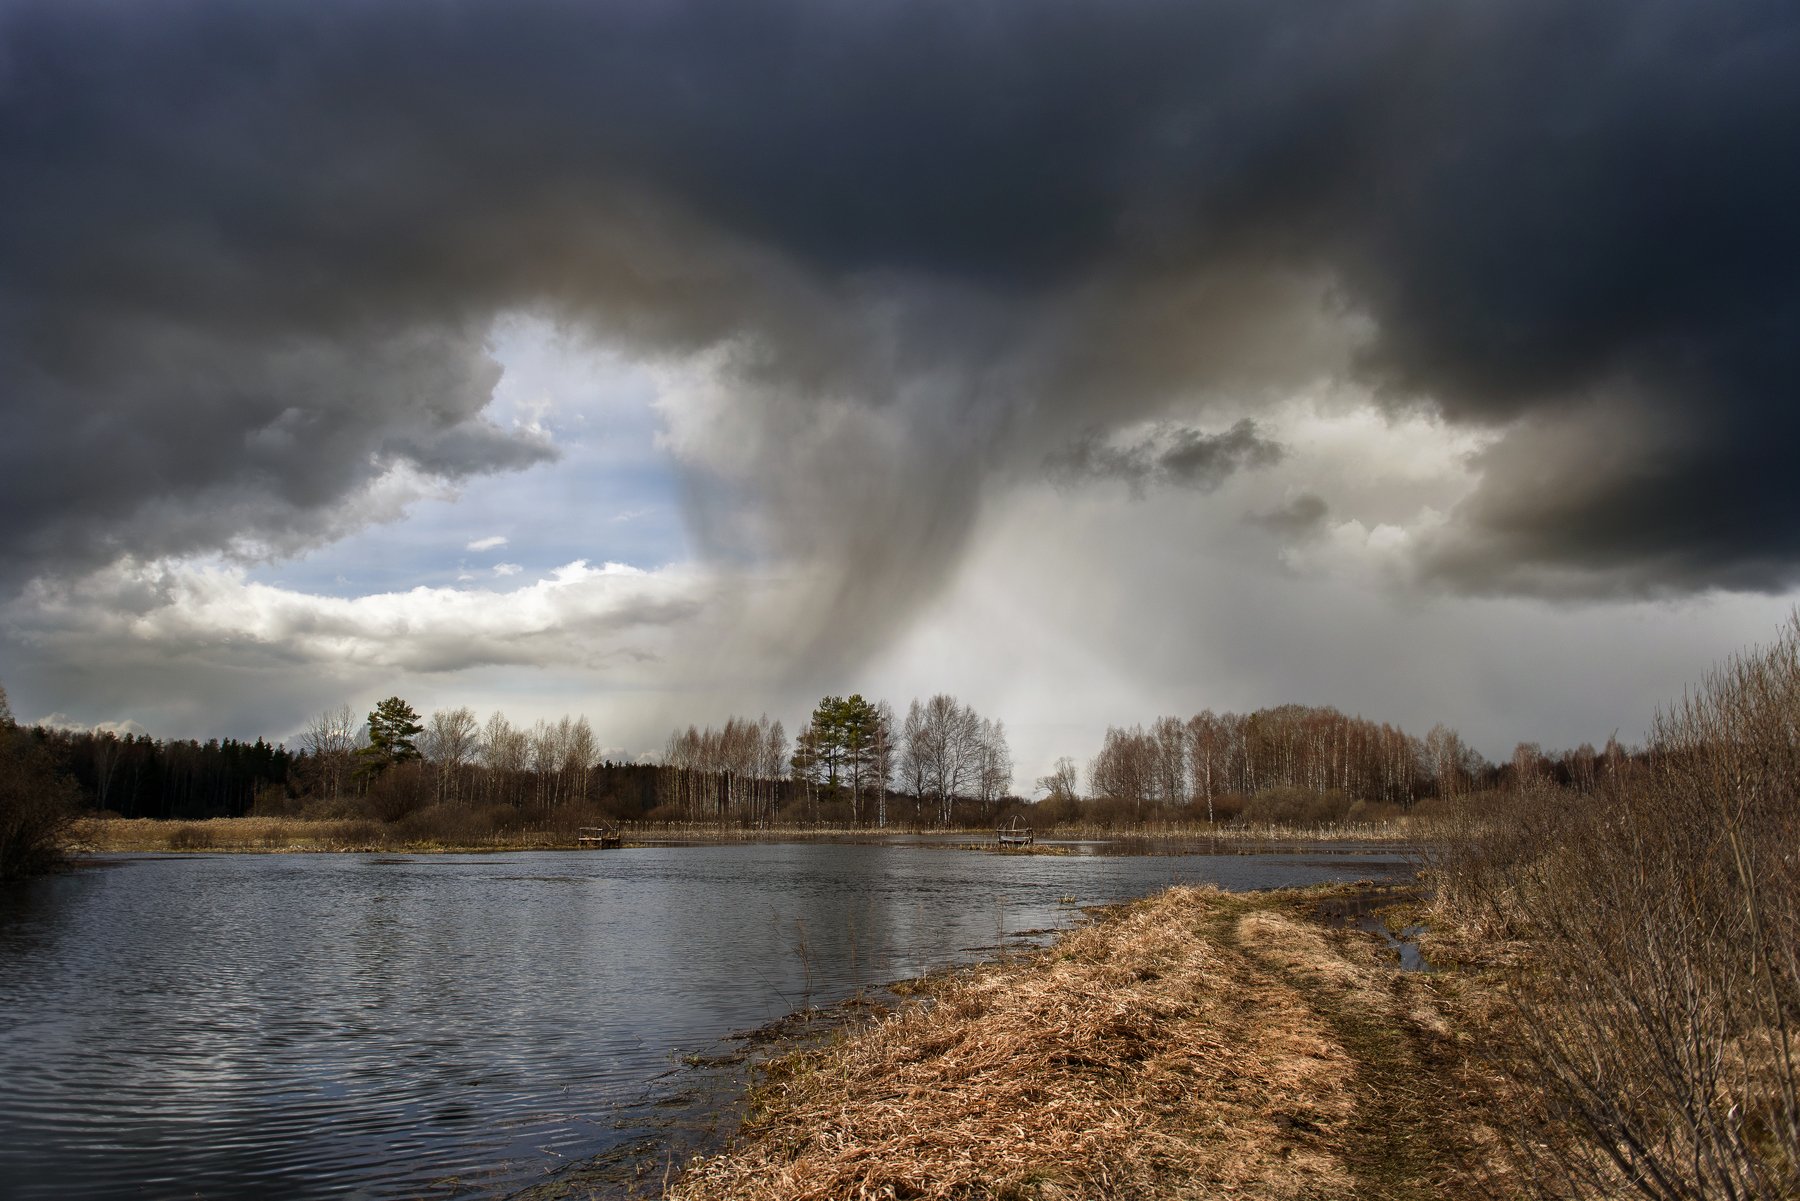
[
  {"xmin": 90, "ymin": 730, "xmax": 122, "ymax": 812},
  {"xmin": 303, "ymin": 703, "xmax": 358, "ymax": 800},
  {"xmin": 897, "ymin": 695, "xmax": 1003, "ymax": 826},
  {"xmin": 1150, "ymin": 715, "xmax": 1188, "ymax": 814},
  {"xmin": 1036, "ymin": 756, "xmax": 1079, "ymax": 803},
  {"xmin": 563, "ymin": 715, "xmax": 598, "ymax": 806},
  {"xmin": 899, "ymin": 700, "xmax": 934, "ymax": 827},
  {"xmin": 759, "ymin": 718, "xmax": 788, "ymax": 826},
  {"xmin": 1511, "ymin": 741, "xmax": 1546, "ymax": 793},
  {"xmin": 1089, "ymin": 724, "xmax": 1154, "ymax": 820},
  {"xmin": 976, "ymin": 717, "xmax": 1012, "ymax": 810},
  {"xmin": 867, "ymin": 701, "xmax": 895, "ymax": 827},
  {"xmin": 1423, "ymin": 723, "xmax": 1468, "ymax": 802},
  {"xmin": 1187, "ymin": 711, "xmax": 1225, "ymax": 822},
  {"xmin": 420, "ymin": 706, "xmax": 479, "ymax": 806},
  {"xmin": 481, "ymin": 711, "xmax": 528, "ymax": 807}
]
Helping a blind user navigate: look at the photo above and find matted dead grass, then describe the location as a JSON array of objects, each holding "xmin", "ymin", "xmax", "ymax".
[{"xmin": 667, "ymin": 886, "xmax": 1511, "ymax": 1201}]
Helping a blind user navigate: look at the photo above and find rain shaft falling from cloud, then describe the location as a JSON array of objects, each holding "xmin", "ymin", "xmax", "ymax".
[{"xmin": 4, "ymin": 0, "xmax": 1800, "ymax": 699}]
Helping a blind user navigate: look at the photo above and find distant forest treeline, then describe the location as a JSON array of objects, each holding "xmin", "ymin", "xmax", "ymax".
[
  {"xmin": 15, "ymin": 688, "xmax": 1636, "ymax": 827},
  {"xmin": 18, "ymin": 728, "xmax": 294, "ymax": 819}
]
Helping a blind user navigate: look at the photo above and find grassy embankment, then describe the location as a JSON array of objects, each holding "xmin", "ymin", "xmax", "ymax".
[
  {"xmin": 662, "ymin": 883, "xmax": 1512, "ymax": 1201},
  {"xmin": 68, "ymin": 815, "xmax": 1424, "ymax": 855}
]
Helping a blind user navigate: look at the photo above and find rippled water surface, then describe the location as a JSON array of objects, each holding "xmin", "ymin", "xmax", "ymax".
[{"xmin": 0, "ymin": 844, "xmax": 1410, "ymax": 1199}]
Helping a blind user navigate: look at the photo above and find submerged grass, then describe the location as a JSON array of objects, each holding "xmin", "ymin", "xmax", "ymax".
[{"xmin": 665, "ymin": 884, "xmax": 1512, "ymax": 1201}]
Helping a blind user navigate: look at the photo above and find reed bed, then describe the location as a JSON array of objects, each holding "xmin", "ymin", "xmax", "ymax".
[
  {"xmin": 668, "ymin": 885, "xmax": 1505, "ymax": 1201},
  {"xmin": 1044, "ymin": 819, "xmax": 1421, "ymax": 844},
  {"xmin": 68, "ymin": 814, "xmax": 573, "ymax": 853}
]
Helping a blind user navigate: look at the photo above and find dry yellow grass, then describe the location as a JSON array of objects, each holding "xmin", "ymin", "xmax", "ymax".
[
  {"xmin": 66, "ymin": 815, "xmax": 577, "ymax": 853},
  {"xmin": 666, "ymin": 886, "xmax": 1509, "ymax": 1201}
]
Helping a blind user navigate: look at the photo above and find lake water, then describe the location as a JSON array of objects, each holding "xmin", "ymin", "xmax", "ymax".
[{"xmin": 0, "ymin": 844, "xmax": 1411, "ymax": 1199}]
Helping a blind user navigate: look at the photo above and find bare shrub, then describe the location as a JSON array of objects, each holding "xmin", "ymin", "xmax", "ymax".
[
  {"xmin": 326, "ymin": 819, "xmax": 384, "ymax": 850},
  {"xmin": 166, "ymin": 822, "xmax": 216, "ymax": 850},
  {"xmin": 0, "ymin": 727, "xmax": 77, "ymax": 879},
  {"xmin": 392, "ymin": 803, "xmax": 481, "ymax": 846},
  {"xmin": 1435, "ymin": 623, "xmax": 1800, "ymax": 1199},
  {"xmin": 1241, "ymin": 786, "xmax": 1352, "ymax": 826},
  {"xmin": 1209, "ymin": 790, "xmax": 1248, "ymax": 823},
  {"xmin": 1033, "ymin": 790, "xmax": 1083, "ymax": 828},
  {"xmin": 1344, "ymin": 798, "xmax": 1406, "ymax": 823},
  {"xmin": 249, "ymin": 783, "xmax": 300, "ymax": 818},
  {"xmin": 1080, "ymin": 794, "xmax": 1139, "ymax": 829},
  {"xmin": 361, "ymin": 761, "xmax": 428, "ymax": 823}
]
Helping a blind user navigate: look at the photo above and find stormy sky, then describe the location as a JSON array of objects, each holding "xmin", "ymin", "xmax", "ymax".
[{"xmin": 3, "ymin": 0, "xmax": 1799, "ymax": 777}]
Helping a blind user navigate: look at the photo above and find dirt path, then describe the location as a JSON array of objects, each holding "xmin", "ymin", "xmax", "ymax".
[{"xmin": 661, "ymin": 885, "xmax": 1509, "ymax": 1201}]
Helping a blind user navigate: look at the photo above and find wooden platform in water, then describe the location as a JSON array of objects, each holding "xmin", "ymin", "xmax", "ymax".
[
  {"xmin": 577, "ymin": 826, "xmax": 622, "ymax": 848},
  {"xmin": 996, "ymin": 819, "xmax": 1034, "ymax": 847}
]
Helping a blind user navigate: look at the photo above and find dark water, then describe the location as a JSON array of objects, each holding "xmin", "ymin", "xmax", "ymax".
[{"xmin": 0, "ymin": 844, "xmax": 1410, "ymax": 1199}]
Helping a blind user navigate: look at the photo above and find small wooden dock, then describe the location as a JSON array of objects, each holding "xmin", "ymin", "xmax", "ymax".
[
  {"xmin": 996, "ymin": 817, "xmax": 1034, "ymax": 847},
  {"xmin": 576, "ymin": 825, "xmax": 622, "ymax": 848}
]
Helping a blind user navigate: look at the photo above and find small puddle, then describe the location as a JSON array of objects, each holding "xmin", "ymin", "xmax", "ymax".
[
  {"xmin": 1357, "ymin": 916, "xmax": 1434, "ymax": 973},
  {"xmin": 1317, "ymin": 885, "xmax": 1434, "ymax": 974}
]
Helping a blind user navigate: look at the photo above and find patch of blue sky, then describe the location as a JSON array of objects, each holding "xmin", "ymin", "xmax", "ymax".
[{"xmin": 246, "ymin": 314, "xmax": 691, "ymax": 598}]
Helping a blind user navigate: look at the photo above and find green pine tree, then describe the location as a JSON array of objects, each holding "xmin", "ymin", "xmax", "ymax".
[{"xmin": 359, "ymin": 696, "xmax": 424, "ymax": 774}]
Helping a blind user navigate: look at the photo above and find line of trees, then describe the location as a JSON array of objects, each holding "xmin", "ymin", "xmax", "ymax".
[
  {"xmin": 660, "ymin": 715, "xmax": 789, "ymax": 826},
  {"xmin": 650, "ymin": 693, "xmax": 1014, "ymax": 829},
  {"xmin": 18, "ymin": 726, "xmax": 294, "ymax": 820},
  {"xmin": 13, "ymin": 680, "xmax": 1658, "ymax": 834},
  {"xmin": 1081, "ymin": 705, "xmax": 1488, "ymax": 822},
  {"xmin": 1068, "ymin": 705, "xmax": 1654, "ymax": 826},
  {"xmin": 291, "ymin": 698, "xmax": 651, "ymax": 823}
]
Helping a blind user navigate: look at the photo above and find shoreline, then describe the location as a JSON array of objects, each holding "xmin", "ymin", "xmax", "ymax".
[
  {"xmin": 65, "ymin": 815, "xmax": 1421, "ymax": 858},
  {"xmin": 532, "ymin": 880, "xmax": 1509, "ymax": 1200}
]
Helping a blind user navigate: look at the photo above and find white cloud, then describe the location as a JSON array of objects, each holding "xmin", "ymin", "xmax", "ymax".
[
  {"xmin": 1, "ymin": 550, "xmax": 840, "ymax": 754},
  {"xmin": 493, "ymin": 562, "xmax": 522, "ymax": 577},
  {"xmin": 9, "ymin": 557, "xmax": 714, "ymax": 675},
  {"xmin": 32, "ymin": 713, "xmax": 150, "ymax": 738},
  {"xmin": 466, "ymin": 535, "xmax": 509, "ymax": 551}
]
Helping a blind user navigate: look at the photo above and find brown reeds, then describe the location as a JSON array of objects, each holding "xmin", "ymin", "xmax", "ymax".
[
  {"xmin": 70, "ymin": 812, "xmax": 580, "ymax": 853},
  {"xmin": 668, "ymin": 886, "xmax": 1505, "ymax": 1201}
]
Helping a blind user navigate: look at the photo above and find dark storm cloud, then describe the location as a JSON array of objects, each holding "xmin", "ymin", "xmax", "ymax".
[
  {"xmin": 1049, "ymin": 420, "xmax": 1284, "ymax": 495},
  {"xmin": 3, "ymin": 0, "xmax": 1798, "ymax": 615},
  {"xmin": 1249, "ymin": 495, "xmax": 1331, "ymax": 541}
]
